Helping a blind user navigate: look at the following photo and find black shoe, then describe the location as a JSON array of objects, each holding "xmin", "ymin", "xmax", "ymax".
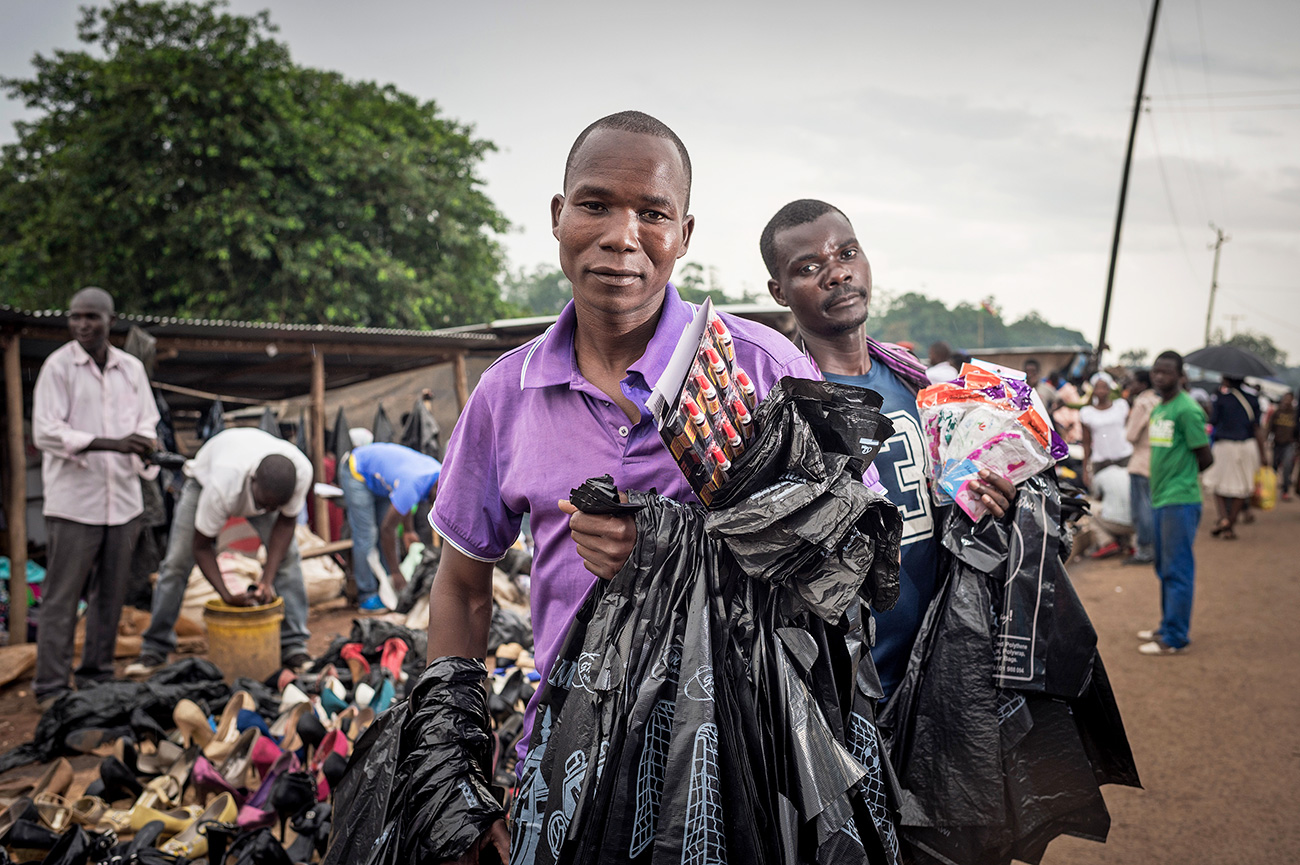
[
  {"xmin": 1123, "ymin": 554, "xmax": 1154, "ymax": 566},
  {"xmin": 295, "ymin": 711, "xmax": 327, "ymax": 754},
  {"xmin": 94, "ymin": 755, "xmax": 145, "ymax": 804},
  {"xmin": 281, "ymin": 652, "xmax": 312, "ymax": 673},
  {"xmin": 268, "ymin": 771, "xmax": 317, "ymax": 838},
  {"xmin": 285, "ymin": 802, "xmax": 331, "ymax": 863},
  {"xmin": 227, "ymin": 828, "xmax": 293, "ymax": 865}
]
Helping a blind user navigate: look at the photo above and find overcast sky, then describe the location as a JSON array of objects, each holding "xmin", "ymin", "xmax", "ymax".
[{"xmin": 3, "ymin": 0, "xmax": 1298, "ymax": 363}]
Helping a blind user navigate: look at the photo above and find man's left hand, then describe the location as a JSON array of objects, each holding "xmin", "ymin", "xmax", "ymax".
[
  {"xmin": 969, "ymin": 470, "xmax": 1017, "ymax": 519},
  {"xmin": 250, "ymin": 580, "xmax": 278, "ymax": 605},
  {"xmin": 558, "ymin": 499, "xmax": 635, "ymax": 580}
]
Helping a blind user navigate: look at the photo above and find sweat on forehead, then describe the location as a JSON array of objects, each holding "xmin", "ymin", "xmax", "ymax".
[{"xmin": 563, "ymin": 110, "xmax": 692, "ymax": 209}]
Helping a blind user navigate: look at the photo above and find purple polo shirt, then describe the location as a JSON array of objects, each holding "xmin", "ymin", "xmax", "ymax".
[{"xmin": 432, "ymin": 283, "xmax": 874, "ymax": 759}]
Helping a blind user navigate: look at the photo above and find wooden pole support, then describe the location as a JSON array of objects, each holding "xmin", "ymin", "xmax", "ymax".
[
  {"xmin": 310, "ymin": 348, "xmax": 330, "ymax": 541},
  {"xmin": 3, "ymin": 335, "xmax": 28, "ymax": 644},
  {"xmin": 453, "ymin": 352, "xmax": 469, "ymax": 415}
]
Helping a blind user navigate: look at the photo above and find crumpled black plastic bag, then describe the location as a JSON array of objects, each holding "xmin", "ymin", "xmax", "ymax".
[
  {"xmin": 706, "ymin": 377, "xmax": 901, "ymax": 618},
  {"xmin": 323, "ymin": 656, "xmax": 505, "ymax": 865},
  {"xmin": 878, "ymin": 472, "xmax": 1140, "ymax": 864},
  {"xmin": 510, "ymin": 477, "xmax": 902, "ymax": 865},
  {"xmin": 0, "ymin": 658, "xmax": 228, "ymax": 773},
  {"xmin": 488, "ymin": 605, "xmax": 532, "ymax": 655}
]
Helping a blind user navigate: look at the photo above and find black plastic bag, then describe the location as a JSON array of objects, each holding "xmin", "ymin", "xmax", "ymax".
[
  {"xmin": 314, "ymin": 619, "xmax": 427, "ymax": 688},
  {"xmin": 399, "ymin": 393, "xmax": 442, "ymax": 461},
  {"xmin": 395, "ymin": 545, "xmax": 441, "ymax": 615},
  {"xmin": 323, "ymin": 657, "xmax": 504, "ymax": 865},
  {"xmin": 510, "ymin": 476, "xmax": 902, "ymax": 865},
  {"xmin": 488, "ymin": 605, "xmax": 532, "ymax": 654},
  {"xmin": 878, "ymin": 473, "xmax": 1140, "ymax": 864},
  {"xmin": 0, "ymin": 659, "xmax": 228, "ymax": 773}
]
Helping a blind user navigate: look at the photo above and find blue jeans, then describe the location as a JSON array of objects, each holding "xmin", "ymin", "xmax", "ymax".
[
  {"xmin": 1129, "ymin": 473, "xmax": 1154, "ymax": 557},
  {"xmin": 143, "ymin": 479, "xmax": 310, "ymax": 659},
  {"xmin": 1151, "ymin": 503, "xmax": 1201, "ymax": 649},
  {"xmin": 339, "ymin": 465, "xmax": 390, "ymax": 598}
]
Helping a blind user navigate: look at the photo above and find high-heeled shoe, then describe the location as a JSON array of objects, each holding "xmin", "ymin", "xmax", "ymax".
[
  {"xmin": 338, "ymin": 643, "xmax": 370, "ymax": 690},
  {"xmin": 226, "ymin": 827, "xmax": 293, "ymax": 865},
  {"xmin": 171, "ymin": 700, "xmax": 214, "ymax": 750},
  {"xmin": 82, "ymin": 756, "xmax": 144, "ymax": 805},
  {"xmin": 33, "ymin": 793, "xmax": 72, "ymax": 833},
  {"xmin": 125, "ymin": 803, "xmax": 204, "ymax": 837},
  {"xmin": 371, "ymin": 676, "xmax": 395, "ymax": 713},
  {"xmin": 272, "ymin": 702, "xmax": 313, "ymax": 755},
  {"xmin": 249, "ymin": 736, "xmax": 284, "ymax": 783},
  {"xmin": 267, "ymin": 770, "xmax": 316, "ymax": 838},
  {"xmin": 235, "ymin": 752, "xmax": 297, "ymax": 831},
  {"xmin": 237, "ymin": 708, "xmax": 273, "ymax": 739},
  {"xmin": 306, "ymin": 729, "xmax": 349, "ymax": 801},
  {"xmin": 62, "ymin": 726, "xmax": 133, "ymax": 757},
  {"xmin": 159, "ymin": 793, "xmax": 236, "ymax": 860},
  {"xmin": 206, "ymin": 691, "xmax": 256, "ymax": 764},
  {"xmin": 295, "ymin": 710, "xmax": 327, "ymax": 757},
  {"xmin": 67, "ymin": 797, "xmax": 108, "ymax": 830},
  {"xmin": 133, "ymin": 745, "xmax": 198, "ymax": 811},
  {"xmin": 379, "ymin": 637, "xmax": 408, "ymax": 680},
  {"xmin": 192, "ymin": 726, "xmax": 261, "ymax": 806},
  {"xmin": 132, "ymin": 739, "xmax": 184, "ymax": 777},
  {"xmin": 321, "ymin": 753, "xmax": 348, "ymax": 798},
  {"xmin": 0, "ymin": 758, "xmax": 74, "ymax": 804},
  {"xmin": 354, "ymin": 681, "xmax": 375, "ymax": 710},
  {"xmin": 285, "ymin": 801, "xmax": 331, "ymax": 863}
]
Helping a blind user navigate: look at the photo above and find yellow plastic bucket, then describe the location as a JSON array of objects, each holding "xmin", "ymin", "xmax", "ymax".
[{"xmin": 203, "ymin": 597, "xmax": 284, "ymax": 683}]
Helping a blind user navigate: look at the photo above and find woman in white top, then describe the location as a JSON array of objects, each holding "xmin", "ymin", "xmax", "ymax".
[{"xmin": 1079, "ymin": 372, "xmax": 1134, "ymax": 488}]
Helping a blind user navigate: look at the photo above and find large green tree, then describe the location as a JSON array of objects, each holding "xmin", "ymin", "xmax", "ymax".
[
  {"xmin": 0, "ymin": 1, "xmax": 509, "ymax": 328},
  {"xmin": 866, "ymin": 291, "xmax": 1089, "ymax": 352}
]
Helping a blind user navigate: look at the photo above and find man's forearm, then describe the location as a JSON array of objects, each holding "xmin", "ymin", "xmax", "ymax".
[
  {"xmin": 262, "ymin": 515, "xmax": 296, "ymax": 584},
  {"xmin": 426, "ymin": 570, "xmax": 494, "ymax": 660},
  {"xmin": 193, "ymin": 539, "xmax": 231, "ymax": 600}
]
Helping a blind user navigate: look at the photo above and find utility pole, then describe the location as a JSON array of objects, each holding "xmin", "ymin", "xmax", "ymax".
[
  {"xmin": 1204, "ymin": 223, "xmax": 1230, "ymax": 344},
  {"xmin": 1096, "ymin": 0, "xmax": 1161, "ymax": 361}
]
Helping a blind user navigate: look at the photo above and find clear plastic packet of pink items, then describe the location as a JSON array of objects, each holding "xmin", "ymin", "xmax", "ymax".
[{"xmin": 917, "ymin": 363, "xmax": 1069, "ymax": 521}]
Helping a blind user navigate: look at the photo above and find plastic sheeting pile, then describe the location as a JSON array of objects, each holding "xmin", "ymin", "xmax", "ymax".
[
  {"xmin": 510, "ymin": 377, "xmax": 905, "ymax": 865},
  {"xmin": 879, "ymin": 473, "xmax": 1141, "ymax": 865}
]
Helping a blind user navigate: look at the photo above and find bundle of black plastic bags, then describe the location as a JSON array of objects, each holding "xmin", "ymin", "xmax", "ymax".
[
  {"xmin": 328, "ymin": 378, "xmax": 906, "ymax": 865},
  {"xmin": 878, "ymin": 473, "xmax": 1141, "ymax": 865}
]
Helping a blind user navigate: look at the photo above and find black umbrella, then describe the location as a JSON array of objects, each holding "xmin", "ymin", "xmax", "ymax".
[{"xmin": 1184, "ymin": 345, "xmax": 1277, "ymax": 379}]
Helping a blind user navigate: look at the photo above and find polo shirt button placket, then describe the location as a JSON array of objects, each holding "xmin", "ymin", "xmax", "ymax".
[{"xmin": 618, "ymin": 425, "xmax": 629, "ymax": 438}]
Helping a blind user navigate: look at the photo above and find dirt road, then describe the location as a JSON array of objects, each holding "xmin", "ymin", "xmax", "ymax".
[{"xmin": 1046, "ymin": 499, "xmax": 1300, "ymax": 864}]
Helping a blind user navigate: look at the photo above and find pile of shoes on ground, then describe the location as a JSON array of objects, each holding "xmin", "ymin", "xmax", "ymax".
[{"xmin": 0, "ymin": 626, "xmax": 423, "ymax": 865}]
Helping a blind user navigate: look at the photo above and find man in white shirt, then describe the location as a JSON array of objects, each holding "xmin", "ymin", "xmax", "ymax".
[
  {"xmin": 32, "ymin": 287, "xmax": 160, "ymax": 709},
  {"xmin": 126, "ymin": 427, "xmax": 315, "ymax": 675}
]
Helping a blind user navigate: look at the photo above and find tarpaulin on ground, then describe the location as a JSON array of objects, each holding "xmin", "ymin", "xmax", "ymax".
[
  {"xmin": 878, "ymin": 473, "xmax": 1140, "ymax": 865},
  {"xmin": 0, "ymin": 658, "xmax": 229, "ymax": 773}
]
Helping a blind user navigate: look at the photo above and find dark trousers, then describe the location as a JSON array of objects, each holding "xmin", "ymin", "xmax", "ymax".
[{"xmin": 35, "ymin": 516, "xmax": 142, "ymax": 699}]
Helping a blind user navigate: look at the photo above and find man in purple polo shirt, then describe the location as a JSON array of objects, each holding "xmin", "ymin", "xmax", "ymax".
[{"xmin": 427, "ymin": 111, "xmax": 833, "ymax": 863}]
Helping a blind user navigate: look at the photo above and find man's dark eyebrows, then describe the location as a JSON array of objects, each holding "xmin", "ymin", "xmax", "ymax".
[
  {"xmin": 639, "ymin": 193, "xmax": 677, "ymax": 212},
  {"xmin": 568, "ymin": 182, "xmax": 616, "ymax": 200}
]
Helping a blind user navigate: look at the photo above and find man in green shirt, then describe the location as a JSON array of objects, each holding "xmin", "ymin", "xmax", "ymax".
[{"xmin": 1140, "ymin": 350, "xmax": 1214, "ymax": 655}]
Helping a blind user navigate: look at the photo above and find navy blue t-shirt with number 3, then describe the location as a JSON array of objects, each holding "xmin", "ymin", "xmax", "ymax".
[{"xmin": 825, "ymin": 365, "xmax": 942, "ymax": 700}]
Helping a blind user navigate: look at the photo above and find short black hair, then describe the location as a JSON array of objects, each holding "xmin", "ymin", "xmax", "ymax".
[
  {"xmin": 564, "ymin": 110, "xmax": 692, "ymax": 210},
  {"xmin": 760, "ymin": 199, "xmax": 848, "ymax": 278},
  {"xmin": 254, "ymin": 454, "xmax": 298, "ymax": 508},
  {"xmin": 1133, "ymin": 369, "xmax": 1151, "ymax": 387},
  {"xmin": 1154, "ymin": 350, "xmax": 1184, "ymax": 374},
  {"xmin": 1024, "ymin": 358, "xmax": 1041, "ymax": 371}
]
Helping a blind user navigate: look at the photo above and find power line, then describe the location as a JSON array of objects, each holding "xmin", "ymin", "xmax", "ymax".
[
  {"xmin": 1194, "ymin": 0, "xmax": 1232, "ymax": 225},
  {"xmin": 1150, "ymin": 6, "xmax": 1211, "ymax": 227},
  {"xmin": 1152, "ymin": 102, "xmax": 1300, "ymax": 113},
  {"xmin": 1144, "ymin": 113, "xmax": 1201, "ymax": 282},
  {"xmin": 1149, "ymin": 88, "xmax": 1300, "ymax": 100}
]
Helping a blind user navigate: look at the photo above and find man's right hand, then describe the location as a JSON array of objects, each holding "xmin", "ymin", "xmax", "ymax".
[
  {"xmin": 223, "ymin": 588, "xmax": 260, "ymax": 607},
  {"xmin": 116, "ymin": 433, "xmax": 157, "ymax": 457},
  {"xmin": 451, "ymin": 818, "xmax": 509, "ymax": 864}
]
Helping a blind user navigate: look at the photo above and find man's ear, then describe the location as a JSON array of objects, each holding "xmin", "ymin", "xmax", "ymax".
[
  {"xmin": 768, "ymin": 278, "xmax": 788, "ymax": 307},
  {"xmin": 675, "ymin": 214, "xmax": 696, "ymax": 259},
  {"xmin": 550, "ymin": 194, "xmax": 565, "ymax": 239}
]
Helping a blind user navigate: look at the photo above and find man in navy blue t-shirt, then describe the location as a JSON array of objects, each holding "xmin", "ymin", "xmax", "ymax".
[{"xmin": 760, "ymin": 199, "xmax": 1016, "ymax": 700}]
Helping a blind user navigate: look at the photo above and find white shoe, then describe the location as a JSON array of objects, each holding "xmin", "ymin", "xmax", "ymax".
[
  {"xmin": 1136, "ymin": 629, "xmax": 1158, "ymax": 641},
  {"xmin": 1138, "ymin": 640, "xmax": 1184, "ymax": 656}
]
